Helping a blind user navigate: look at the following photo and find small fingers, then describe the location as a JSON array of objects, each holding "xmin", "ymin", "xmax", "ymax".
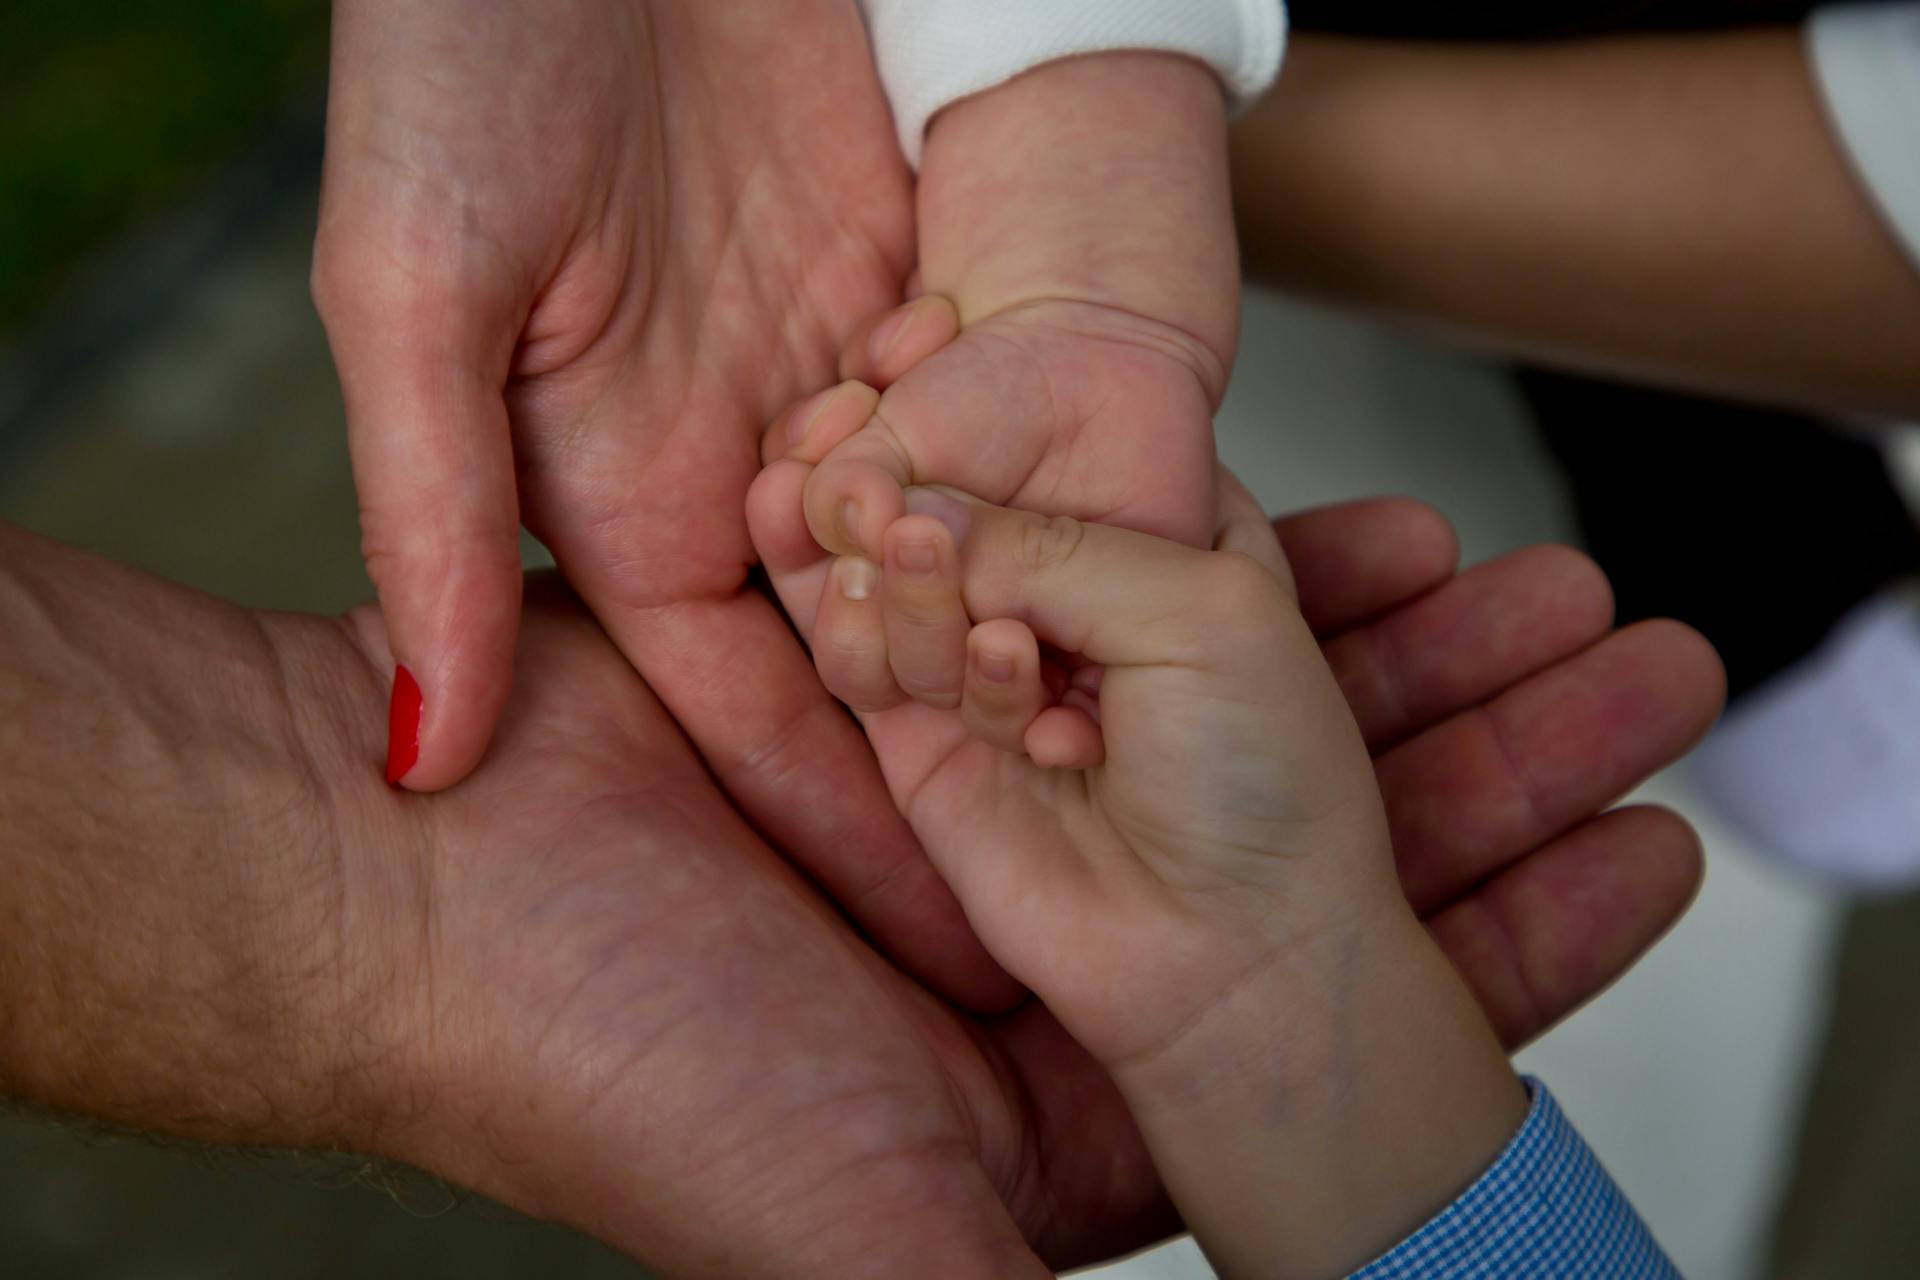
[
  {"xmin": 804, "ymin": 426, "xmax": 916, "ymax": 559},
  {"xmin": 883, "ymin": 516, "xmax": 970, "ymax": 708},
  {"xmin": 1025, "ymin": 706, "xmax": 1105, "ymax": 770},
  {"xmin": 1213, "ymin": 463, "xmax": 1294, "ymax": 598},
  {"xmin": 838, "ymin": 295, "xmax": 961, "ymax": 388},
  {"xmin": 814, "ymin": 556, "xmax": 905, "ymax": 712},
  {"xmin": 962, "ymin": 619, "xmax": 1048, "ymax": 753},
  {"xmin": 764, "ymin": 380, "xmax": 881, "ymax": 467}
]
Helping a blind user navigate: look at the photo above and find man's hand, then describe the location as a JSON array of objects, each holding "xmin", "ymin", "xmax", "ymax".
[
  {"xmin": 312, "ymin": 0, "xmax": 1022, "ymax": 1010},
  {"xmin": 2, "ymin": 505, "xmax": 1715, "ymax": 1274}
]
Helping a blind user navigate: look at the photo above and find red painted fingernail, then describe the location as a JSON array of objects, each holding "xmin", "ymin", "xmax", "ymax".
[{"xmin": 385, "ymin": 665, "xmax": 422, "ymax": 786}]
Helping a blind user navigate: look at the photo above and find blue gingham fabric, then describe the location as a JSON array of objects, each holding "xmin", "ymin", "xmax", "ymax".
[{"xmin": 1349, "ymin": 1078, "xmax": 1680, "ymax": 1279}]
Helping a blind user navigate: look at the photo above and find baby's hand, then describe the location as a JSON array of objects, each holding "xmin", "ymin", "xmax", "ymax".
[{"xmin": 779, "ymin": 51, "xmax": 1238, "ymax": 563}]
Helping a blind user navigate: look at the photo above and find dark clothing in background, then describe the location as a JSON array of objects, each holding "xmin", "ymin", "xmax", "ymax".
[{"xmin": 1527, "ymin": 379, "xmax": 1920, "ymax": 699}]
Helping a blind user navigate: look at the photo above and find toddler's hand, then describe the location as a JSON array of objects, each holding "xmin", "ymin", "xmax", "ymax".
[
  {"xmin": 750, "ymin": 452, "xmax": 1390, "ymax": 1075},
  {"xmin": 750, "ymin": 427, "xmax": 1528, "ymax": 1280}
]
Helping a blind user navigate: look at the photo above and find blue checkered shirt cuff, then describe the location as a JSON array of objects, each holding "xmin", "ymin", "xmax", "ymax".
[{"xmin": 1347, "ymin": 1078, "xmax": 1680, "ymax": 1279}]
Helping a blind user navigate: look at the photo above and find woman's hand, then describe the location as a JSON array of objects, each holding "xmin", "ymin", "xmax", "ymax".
[{"xmin": 312, "ymin": 0, "xmax": 1027, "ymax": 1011}]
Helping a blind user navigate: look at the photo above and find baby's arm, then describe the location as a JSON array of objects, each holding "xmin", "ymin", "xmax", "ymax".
[
  {"xmin": 796, "ymin": 6, "xmax": 1285, "ymax": 567},
  {"xmin": 912, "ymin": 48, "xmax": 1241, "ymax": 387}
]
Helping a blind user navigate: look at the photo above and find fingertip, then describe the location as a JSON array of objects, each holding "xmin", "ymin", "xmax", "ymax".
[
  {"xmin": 388, "ymin": 610, "xmax": 519, "ymax": 792},
  {"xmin": 817, "ymin": 556, "xmax": 905, "ymax": 712},
  {"xmin": 882, "ymin": 515, "xmax": 968, "ymax": 709},
  {"xmin": 1025, "ymin": 705, "xmax": 1104, "ymax": 770},
  {"xmin": 883, "ymin": 512, "xmax": 958, "ymax": 566},
  {"xmin": 1614, "ymin": 804, "xmax": 1708, "ymax": 915},
  {"xmin": 385, "ymin": 664, "xmax": 422, "ymax": 786},
  {"xmin": 806, "ymin": 458, "xmax": 908, "ymax": 560},
  {"xmin": 1385, "ymin": 497, "xmax": 1461, "ymax": 584},
  {"xmin": 371, "ymin": 535, "xmax": 523, "ymax": 792},
  {"xmin": 775, "ymin": 380, "xmax": 882, "ymax": 465},
  {"xmin": 1622, "ymin": 617, "xmax": 1729, "ymax": 733},
  {"xmin": 1510, "ymin": 543, "xmax": 1617, "ymax": 638},
  {"xmin": 747, "ymin": 459, "xmax": 825, "ymax": 573},
  {"xmin": 839, "ymin": 295, "xmax": 961, "ymax": 387},
  {"xmin": 962, "ymin": 620, "xmax": 1047, "ymax": 754}
]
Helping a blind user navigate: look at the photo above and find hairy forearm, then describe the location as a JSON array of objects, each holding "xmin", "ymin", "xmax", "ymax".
[
  {"xmin": 0, "ymin": 523, "xmax": 400, "ymax": 1150},
  {"xmin": 1232, "ymin": 29, "xmax": 1920, "ymax": 416}
]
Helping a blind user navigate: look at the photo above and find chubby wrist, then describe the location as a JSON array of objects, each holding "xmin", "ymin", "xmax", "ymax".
[
  {"xmin": 1111, "ymin": 900, "xmax": 1529, "ymax": 1279},
  {"xmin": 918, "ymin": 50, "xmax": 1241, "ymax": 391}
]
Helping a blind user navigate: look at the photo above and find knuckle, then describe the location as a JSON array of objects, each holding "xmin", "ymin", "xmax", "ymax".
[
  {"xmin": 899, "ymin": 676, "xmax": 961, "ymax": 709},
  {"xmin": 966, "ymin": 678, "xmax": 1018, "ymax": 715},
  {"xmin": 824, "ymin": 626, "xmax": 884, "ymax": 673},
  {"xmin": 1202, "ymin": 551, "xmax": 1291, "ymax": 622},
  {"xmin": 1013, "ymin": 514, "xmax": 1088, "ymax": 576},
  {"xmin": 890, "ymin": 595, "xmax": 955, "ymax": 631},
  {"xmin": 309, "ymin": 236, "xmax": 466, "ymax": 342}
]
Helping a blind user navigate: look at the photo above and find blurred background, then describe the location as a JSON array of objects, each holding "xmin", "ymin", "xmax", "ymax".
[{"xmin": 4, "ymin": 4, "xmax": 1919, "ymax": 1278}]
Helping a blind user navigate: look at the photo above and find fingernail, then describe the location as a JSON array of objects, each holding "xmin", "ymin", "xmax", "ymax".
[
  {"xmin": 895, "ymin": 535, "xmax": 938, "ymax": 575},
  {"xmin": 867, "ymin": 302, "xmax": 918, "ymax": 365},
  {"xmin": 904, "ymin": 487, "xmax": 973, "ymax": 545},
  {"xmin": 838, "ymin": 557, "xmax": 879, "ymax": 601},
  {"xmin": 787, "ymin": 385, "xmax": 836, "ymax": 449},
  {"xmin": 385, "ymin": 664, "xmax": 422, "ymax": 786},
  {"xmin": 976, "ymin": 651, "xmax": 1015, "ymax": 683}
]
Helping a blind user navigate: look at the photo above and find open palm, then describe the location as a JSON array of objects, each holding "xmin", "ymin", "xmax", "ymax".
[
  {"xmin": 8, "ymin": 497, "xmax": 1715, "ymax": 1277},
  {"xmin": 325, "ymin": 576, "xmax": 1131, "ymax": 1277},
  {"xmin": 341, "ymin": 496, "xmax": 1718, "ymax": 1275},
  {"xmin": 314, "ymin": 0, "xmax": 1016, "ymax": 1008}
]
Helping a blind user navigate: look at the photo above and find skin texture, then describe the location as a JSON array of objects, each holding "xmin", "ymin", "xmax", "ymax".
[
  {"xmin": 0, "ymin": 502, "xmax": 1719, "ymax": 1276},
  {"xmin": 315, "ymin": 7, "xmax": 1237, "ymax": 1021},
  {"xmin": 314, "ymin": 0, "xmax": 1014, "ymax": 1011},
  {"xmin": 801, "ymin": 51, "xmax": 1240, "ymax": 563},
  {"xmin": 1231, "ymin": 29, "xmax": 1920, "ymax": 416},
  {"xmin": 762, "ymin": 471, "xmax": 1535, "ymax": 1276},
  {"xmin": 752, "ymin": 291, "xmax": 1718, "ymax": 1270}
]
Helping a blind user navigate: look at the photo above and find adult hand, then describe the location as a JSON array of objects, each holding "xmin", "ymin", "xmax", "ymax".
[
  {"xmin": 0, "ymin": 504, "xmax": 1718, "ymax": 1275},
  {"xmin": 311, "ymin": 0, "xmax": 1019, "ymax": 1007}
]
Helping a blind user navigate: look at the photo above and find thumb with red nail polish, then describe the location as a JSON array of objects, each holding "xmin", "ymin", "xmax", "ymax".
[{"xmin": 386, "ymin": 665, "xmax": 423, "ymax": 786}]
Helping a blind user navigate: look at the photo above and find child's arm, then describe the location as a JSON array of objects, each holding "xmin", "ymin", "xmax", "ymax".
[
  {"xmin": 846, "ymin": 486, "xmax": 1528, "ymax": 1276},
  {"xmin": 749, "ymin": 435, "xmax": 1684, "ymax": 1273}
]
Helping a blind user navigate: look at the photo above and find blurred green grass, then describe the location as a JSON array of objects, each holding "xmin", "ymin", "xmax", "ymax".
[{"xmin": 0, "ymin": 0, "xmax": 327, "ymax": 328}]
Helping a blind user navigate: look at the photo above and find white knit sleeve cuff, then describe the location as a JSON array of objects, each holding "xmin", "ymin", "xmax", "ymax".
[
  {"xmin": 858, "ymin": 0, "xmax": 1287, "ymax": 168},
  {"xmin": 1808, "ymin": 3, "xmax": 1920, "ymax": 274}
]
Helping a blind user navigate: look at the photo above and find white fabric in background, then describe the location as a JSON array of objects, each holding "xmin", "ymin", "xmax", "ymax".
[
  {"xmin": 1808, "ymin": 4, "xmax": 1920, "ymax": 273},
  {"xmin": 1692, "ymin": 586, "xmax": 1920, "ymax": 891},
  {"xmin": 857, "ymin": 0, "xmax": 1286, "ymax": 166}
]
